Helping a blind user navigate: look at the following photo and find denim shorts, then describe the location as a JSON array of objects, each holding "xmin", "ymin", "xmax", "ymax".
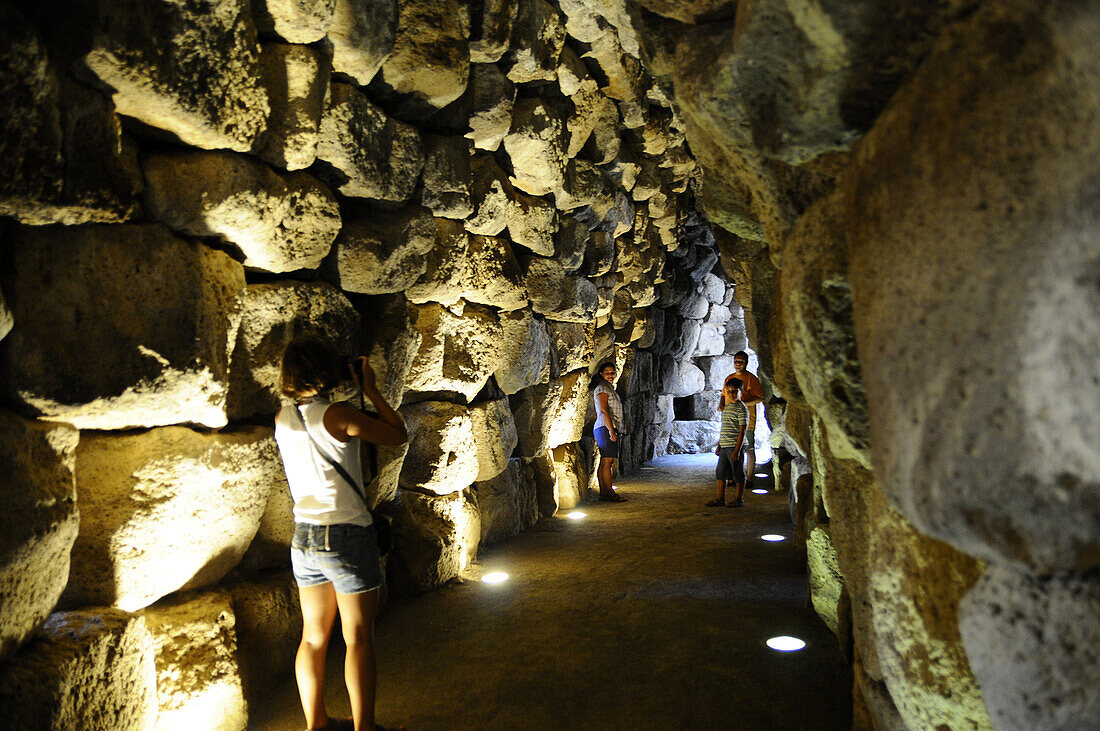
[
  {"xmin": 291, "ymin": 523, "xmax": 382, "ymax": 594},
  {"xmin": 594, "ymin": 426, "xmax": 619, "ymax": 458},
  {"xmin": 716, "ymin": 446, "xmax": 746, "ymax": 482},
  {"xmin": 742, "ymin": 429, "xmax": 755, "ymax": 453}
]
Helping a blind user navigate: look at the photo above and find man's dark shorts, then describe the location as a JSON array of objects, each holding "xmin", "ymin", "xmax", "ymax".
[
  {"xmin": 594, "ymin": 426, "xmax": 619, "ymax": 458},
  {"xmin": 716, "ymin": 446, "xmax": 745, "ymax": 482},
  {"xmin": 291, "ymin": 522, "xmax": 382, "ymax": 594}
]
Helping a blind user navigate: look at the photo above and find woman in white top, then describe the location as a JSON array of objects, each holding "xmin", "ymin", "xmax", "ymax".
[
  {"xmin": 275, "ymin": 336, "xmax": 407, "ymax": 731},
  {"xmin": 591, "ymin": 361, "xmax": 627, "ymax": 502}
]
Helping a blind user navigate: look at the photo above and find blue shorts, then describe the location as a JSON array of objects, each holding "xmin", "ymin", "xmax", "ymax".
[
  {"xmin": 594, "ymin": 426, "xmax": 619, "ymax": 458},
  {"xmin": 716, "ymin": 446, "xmax": 746, "ymax": 482},
  {"xmin": 291, "ymin": 523, "xmax": 382, "ymax": 594}
]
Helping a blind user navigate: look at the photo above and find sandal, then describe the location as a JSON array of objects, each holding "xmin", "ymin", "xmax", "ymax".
[
  {"xmin": 727, "ymin": 498, "xmax": 744, "ymax": 508},
  {"xmin": 705, "ymin": 499, "xmax": 725, "ymax": 507},
  {"xmin": 599, "ymin": 492, "xmax": 628, "ymax": 502}
]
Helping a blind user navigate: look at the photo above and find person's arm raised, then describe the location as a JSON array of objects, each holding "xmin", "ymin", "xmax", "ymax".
[{"xmin": 324, "ymin": 358, "xmax": 408, "ymax": 445}]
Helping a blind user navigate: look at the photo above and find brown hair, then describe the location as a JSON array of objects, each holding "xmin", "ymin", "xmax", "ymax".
[
  {"xmin": 717, "ymin": 376, "xmax": 743, "ymax": 411},
  {"xmin": 280, "ymin": 335, "xmax": 343, "ymax": 399}
]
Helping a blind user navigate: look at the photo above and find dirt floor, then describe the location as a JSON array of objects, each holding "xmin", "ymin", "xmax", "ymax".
[{"xmin": 250, "ymin": 453, "xmax": 852, "ymax": 730}]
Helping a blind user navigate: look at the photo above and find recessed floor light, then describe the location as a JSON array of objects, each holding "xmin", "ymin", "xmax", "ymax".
[
  {"xmin": 766, "ymin": 636, "xmax": 806, "ymax": 651},
  {"xmin": 752, "ymin": 488, "xmax": 768, "ymax": 494},
  {"xmin": 755, "ymin": 472, "xmax": 768, "ymax": 479},
  {"xmin": 761, "ymin": 534, "xmax": 785, "ymax": 542},
  {"xmin": 481, "ymin": 572, "xmax": 509, "ymax": 584},
  {"xmin": 566, "ymin": 511, "xmax": 586, "ymax": 520}
]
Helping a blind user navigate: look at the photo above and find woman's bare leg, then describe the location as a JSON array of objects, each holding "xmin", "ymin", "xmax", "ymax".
[
  {"xmin": 297, "ymin": 583, "xmax": 339, "ymax": 729},
  {"xmin": 598, "ymin": 456, "xmax": 617, "ymax": 497},
  {"xmin": 336, "ymin": 588, "xmax": 380, "ymax": 731}
]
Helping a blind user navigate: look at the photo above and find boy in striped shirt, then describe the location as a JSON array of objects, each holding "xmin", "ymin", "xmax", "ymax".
[{"xmin": 706, "ymin": 376, "xmax": 749, "ymax": 507}]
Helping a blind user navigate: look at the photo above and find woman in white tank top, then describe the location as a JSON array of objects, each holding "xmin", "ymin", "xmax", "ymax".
[{"xmin": 275, "ymin": 336, "xmax": 407, "ymax": 731}]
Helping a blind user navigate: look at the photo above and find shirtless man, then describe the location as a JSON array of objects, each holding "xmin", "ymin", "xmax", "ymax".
[{"xmin": 731, "ymin": 351, "xmax": 764, "ymax": 486}]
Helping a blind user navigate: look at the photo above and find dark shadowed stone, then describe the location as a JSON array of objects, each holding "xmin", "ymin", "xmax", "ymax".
[
  {"xmin": 325, "ymin": 205, "xmax": 435, "ymax": 294},
  {"xmin": 470, "ymin": 0, "xmax": 516, "ymax": 63},
  {"xmin": 475, "ymin": 460, "xmax": 538, "ymax": 545},
  {"xmin": 505, "ymin": 0, "xmax": 566, "ymax": 83},
  {"xmin": 256, "ymin": 0, "xmax": 337, "ymax": 43},
  {"xmin": 387, "ymin": 489, "xmax": 479, "ymax": 594},
  {"xmin": 329, "ymin": 0, "xmax": 397, "ymax": 86},
  {"xmin": 463, "ymin": 63, "xmax": 516, "ymax": 151},
  {"xmin": 378, "ymin": 0, "xmax": 470, "ymax": 115},
  {"xmin": 420, "ymin": 135, "xmax": 473, "ymax": 219}
]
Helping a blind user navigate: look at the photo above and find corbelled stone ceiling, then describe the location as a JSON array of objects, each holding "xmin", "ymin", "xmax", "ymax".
[{"xmin": 0, "ymin": 0, "xmax": 1096, "ymax": 728}]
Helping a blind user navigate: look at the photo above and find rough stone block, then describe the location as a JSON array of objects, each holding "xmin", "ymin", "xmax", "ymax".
[
  {"xmin": 326, "ymin": 205, "xmax": 436, "ymax": 294},
  {"xmin": 420, "ymin": 135, "xmax": 473, "ymax": 219},
  {"xmin": 237, "ymin": 477, "xmax": 294, "ymax": 574},
  {"xmin": 316, "ymin": 83, "xmax": 424, "ymax": 202},
  {"xmin": 546, "ymin": 370, "xmax": 591, "ymax": 449},
  {"xmin": 388, "ymin": 490, "xmax": 480, "ymax": 595},
  {"xmin": 0, "ymin": 609, "xmax": 157, "ymax": 730},
  {"xmin": 667, "ymin": 419, "xmax": 719, "ymax": 453},
  {"xmin": 405, "ymin": 303, "xmax": 504, "ymax": 402},
  {"xmin": 464, "ymin": 63, "xmax": 515, "ymax": 151},
  {"xmin": 406, "ymin": 218, "xmax": 469, "ymax": 307},
  {"xmin": 462, "ymin": 235, "xmax": 528, "ymax": 311},
  {"xmin": 140, "ymin": 591, "xmax": 247, "ymax": 731},
  {"xmin": 526, "ymin": 451, "xmax": 559, "ymax": 518},
  {"xmin": 84, "ymin": 0, "xmax": 268, "ymax": 152},
  {"xmin": 363, "ymin": 294, "xmax": 423, "ymax": 410},
  {"xmin": 669, "ymin": 361, "xmax": 705, "ymax": 398},
  {"xmin": 505, "ymin": 0, "xmax": 566, "ymax": 83},
  {"xmin": 470, "ymin": 0, "xmax": 516, "ymax": 63},
  {"xmin": 583, "ymin": 230, "xmax": 615, "ymax": 277},
  {"xmin": 554, "ymin": 216, "xmax": 589, "ymax": 272},
  {"xmin": 379, "ymin": 0, "xmax": 470, "ymax": 114},
  {"xmin": 256, "ymin": 0, "xmax": 337, "ymax": 43},
  {"xmin": 546, "ymin": 320, "xmax": 596, "ymax": 377},
  {"xmin": 0, "ymin": 288, "xmax": 11, "ymax": 343},
  {"xmin": 470, "ymin": 398, "xmax": 519, "ymax": 482},
  {"xmin": 399, "ymin": 402, "xmax": 479, "ymax": 495},
  {"xmin": 0, "ymin": 411, "xmax": 79, "ymax": 663},
  {"xmin": 475, "ymin": 460, "xmax": 538, "ymax": 545},
  {"xmin": 329, "ymin": 0, "xmax": 397, "ymax": 86},
  {"xmin": 807, "ymin": 526, "xmax": 843, "ymax": 634},
  {"xmin": 494, "ymin": 310, "xmax": 552, "ymax": 395},
  {"xmin": 65, "ymin": 427, "xmax": 282, "ymax": 611},
  {"xmin": 143, "ymin": 151, "xmax": 340, "ymax": 273},
  {"xmin": 465, "ymin": 154, "xmax": 514, "ymax": 235},
  {"xmin": 228, "ymin": 573, "xmax": 301, "ymax": 707},
  {"xmin": 525, "ymin": 258, "xmax": 598, "ymax": 323},
  {"xmin": 257, "ymin": 43, "xmax": 330, "ymax": 171},
  {"xmin": 503, "ymin": 97, "xmax": 566, "ymax": 197},
  {"xmin": 227, "ymin": 281, "xmax": 361, "ymax": 420},
  {"xmin": 507, "ymin": 192, "xmax": 558, "ymax": 256},
  {"xmin": 0, "ymin": 8, "xmax": 139, "ymax": 225},
  {"xmin": 0, "ymin": 225, "xmax": 245, "ymax": 430},
  {"xmin": 511, "ymin": 380, "xmax": 564, "ymax": 457}
]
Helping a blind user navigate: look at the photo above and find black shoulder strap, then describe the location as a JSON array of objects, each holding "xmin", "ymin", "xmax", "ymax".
[{"xmin": 290, "ymin": 404, "xmax": 369, "ymax": 508}]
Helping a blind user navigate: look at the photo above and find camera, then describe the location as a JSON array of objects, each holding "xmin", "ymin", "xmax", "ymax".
[{"xmin": 342, "ymin": 355, "xmax": 365, "ymax": 378}]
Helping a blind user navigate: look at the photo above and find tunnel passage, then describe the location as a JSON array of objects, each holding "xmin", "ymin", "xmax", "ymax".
[{"xmin": 1, "ymin": 0, "xmax": 1099, "ymax": 729}]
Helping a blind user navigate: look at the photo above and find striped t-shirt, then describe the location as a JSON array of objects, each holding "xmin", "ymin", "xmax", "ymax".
[{"xmin": 719, "ymin": 401, "xmax": 748, "ymax": 448}]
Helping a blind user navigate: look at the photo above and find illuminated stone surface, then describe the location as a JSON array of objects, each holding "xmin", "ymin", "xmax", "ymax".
[
  {"xmin": 507, "ymin": 191, "xmax": 558, "ymax": 256},
  {"xmin": 399, "ymin": 401, "xmax": 478, "ymax": 496},
  {"xmin": 0, "ymin": 288, "xmax": 12, "ymax": 342},
  {"xmin": 461, "ymin": 235, "xmax": 529, "ymax": 311},
  {"xmin": 0, "ymin": 411, "xmax": 78, "ymax": 663},
  {"xmin": 328, "ymin": 0, "xmax": 397, "ymax": 86},
  {"xmin": 143, "ymin": 151, "xmax": 341, "ymax": 274},
  {"xmin": 65, "ymin": 427, "xmax": 282, "ymax": 611},
  {"xmin": 546, "ymin": 320, "xmax": 595, "ymax": 376},
  {"xmin": 548, "ymin": 441, "xmax": 591, "ymax": 510},
  {"xmin": 494, "ymin": 310, "xmax": 552, "ymax": 395},
  {"xmin": 420, "ymin": 135, "xmax": 473, "ymax": 219},
  {"xmin": 464, "ymin": 154, "xmax": 514, "ymax": 235},
  {"xmin": 378, "ymin": 0, "xmax": 470, "ymax": 114},
  {"xmin": 546, "ymin": 370, "xmax": 591, "ymax": 449},
  {"xmin": 505, "ymin": 0, "xmax": 566, "ymax": 83},
  {"xmin": 503, "ymin": 97, "xmax": 567, "ymax": 198},
  {"xmin": 469, "ymin": 0, "xmax": 516, "ymax": 63},
  {"xmin": 474, "ymin": 460, "xmax": 538, "ymax": 545},
  {"xmin": 0, "ymin": 225, "xmax": 245, "ymax": 430},
  {"xmin": 388, "ymin": 490, "xmax": 480, "ymax": 594},
  {"xmin": 326, "ymin": 205, "xmax": 436, "ymax": 294},
  {"xmin": 257, "ymin": 0, "xmax": 337, "ymax": 44},
  {"xmin": 806, "ymin": 526, "xmax": 842, "ymax": 635},
  {"xmin": 405, "ymin": 303, "xmax": 504, "ymax": 402},
  {"xmin": 257, "ymin": 43, "xmax": 330, "ymax": 171},
  {"xmin": 470, "ymin": 398, "xmax": 519, "ymax": 482},
  {"xmin": 464, "ymin": 64, "xmax": 516, "ymax": 151},
  {"xmin": 525, "ymin": 258, "xmax": 599, "ymax": 323}
]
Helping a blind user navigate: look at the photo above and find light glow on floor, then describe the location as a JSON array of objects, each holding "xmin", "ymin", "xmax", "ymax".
[
  {"xmin": 752, "ymin": 488, "xmax": 768, "ymax": 494},
  {"xmin": 567, "ymin": 511, "xmax": 587, "ymax": 520},
  {"xmin": 760, "ymin": 534, "xmax": 785, "ymax": 542},
  {"xmin": 766, "ymin": 636, "xmax": 806, "ymax": 652},
  {"xmin": 755, "ymin": 472, "xmax": 768, "ymax": 479},
  {"xmin": 481, "ymin": 572, "xmax": 510, "ymax": 584}
]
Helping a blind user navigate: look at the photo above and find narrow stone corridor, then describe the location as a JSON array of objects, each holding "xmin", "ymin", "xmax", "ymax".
[{"xmin": 251, "ymin": 454, "xmax": 849, "ymax": 730}]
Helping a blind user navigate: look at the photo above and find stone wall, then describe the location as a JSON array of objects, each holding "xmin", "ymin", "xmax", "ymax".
[
  {"xmin": 0, "ymin": 0, "xmax": 734, "ymax": 723},
  {"xmin": 633, "ymin": 0, "xmax": 1100, "ymax": 728}
]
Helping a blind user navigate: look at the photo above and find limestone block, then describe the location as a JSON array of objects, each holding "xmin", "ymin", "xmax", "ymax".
[
  {"xmin": 257, "ymin": 43, "xmax": 330, "ymax": 171},
  {"xmin": 257, "ymin": 0, "xmax": 336, "ymax": 43},
  {"xmin": 464, "ymin": 65, "xmax": 515, "ymax": 151},
  {"xmin": 807, "ymin": 527, "xmax": 843, "ymax": 634},
  {"xmin": 326, "ymin": 205, "xmax": 436, "ymax": 294},
  {"xmin": 846, "ymin": 0, "xmax": 1100, "ymax": 572},
  {"xmin": 666, "ymin": 419, "xmax": 719, "ymax": 454},
  {"xmin": 420, "ymin": 135, "xmax": 473, "ymax": 219},
  {"xmin": 405, "ymin": 303, "xmax": 504, "ymax": 402},
  {"xmin": 546, "ymin": 371, "xmax": 591, "ymax": 449},
  {"xmin": 388, "ymin": 490, "xmax": 480, "ymax": 594},
  {"xmin": 688, "ymin": 392, "xmax": 719, "ymax": 421},
  {"xmin": 547, "ymin": 321, "xmax": 596, "ymax": 377},
  {"xmin": 693, "ymin": 323, "xmax": 726, "ymax": 357},
  {"xmin": 0, "ymin": 225, "xmax": 244, "ymax": 430},
  {"xmin": 65, "ymin": 427, "xmax": 281, "ymax": 611},
  {"xmin": 611, "ymin": 288, "xmax": 634, "ymax": 330},
  {"xmin": 602, "ymin": 146, "xmax": 639, "ymax": 193},
  {"xmin": 0, "ymin": 609, "xmax": 157, "ymax": 730},
  {"xmin": 379, "ymin": 0, "xmax": 470, "ymax": 113},
  {"xmin": 329, "ymin": 0, "xmax": 397, "ymax": 86},
  {"xmin": 672, "ymin": 318, "xmax": 702, "ymax": 360},
  {"xmin": 494, "ymin": 310, "xmax": 552, "ymax": 395},
  {"xmin": 507, "ymin": 192, "xmax": 558, "ymax": 256},
  {"xmin": 584, "ymin": 32, "xmax": 645, "ymax": 125},
  {"xmin": 475, "ymin": 460, "xmax": 538, "ymax": 545},
  {"xmin": 470, "ymin": 398, "xmax": 519, "ymax": 482},
  {"xmin": 465, "ymin": 154, "xmax": 514, "ymax": 235},
  {"xmin": 959, "ymin": 565, "xmax": 1100, "ymax": 730},
  {"xmin": 550, "ymin": 442, "xmax": 590, "ymax": 510},
  {"xmin": 697, "ymin": 355, "xmax": 738, "ymax": 391},
  {"xmin": 0, "ymin": 412, "xmax": 79, "ymax": 663},
  {"xmin": 237, "ymin": 479, "xmax": 294, "ymax": 573},
  {"xmin": 363, "ymin": 294, "xmax": 423, "ymax": 410},
  {"xmin": 470, "ymin": 0, "xmax": 516, "ymax": 63},
  {"xmin": 0, "ymin": 288, "xmax": 10, "ymax": 342},
  {"xmin": 505, "ymin": 0, "xmax": 566, "ymax": 83},
  {"xmin": 140, "ymin": 591, "xmax": 247, "ymax": 731},
  {"xmin": 554, "ymin": 216, "xmax": 589, "ymax": 272},
  {"xmin": 583, "ymin": 230, "xmax": 615, "ymax": 277},
  {"xmin": 869, "ymin": 506, "xmax": 990, "ymax": 731},
  {"xmin": 227, "ymin": 281, "xmax": 361, "ymax": 420},
  {"xmin": 556, "ymin": 158, "xmax": 608, "ymax": 211},
  {"xmin": 503, "ymin": 97, "xmax": 566, "ymax": 197},
  {"xmin": 653, "ymin": 394, "xmax": 674, "ymax": 424},
  {"xmin": 143, "ymin": 151, "xmax": 340, "ymax": 273},
  {"xmin": 463, "ymin": 235, "xmax": 528, "ymax": 311},
  {"xmin": 706, "ymin": 303, "xmax": 732, "ymax": 325},
  {"xmin": 724, "ymin": 313, "xmax": 749, "ymax": 355},
  {"xmin": 565, "ymin": 82, "xmax": 611, "ymax": 158},
  {"xmin": 0, "ymin": 9, "xmax": 139, "ymax": 225},
  {"xmin": 406, "ymin": 218, "xmax": 468, "ymax": 307},
  {"xmin": 678, "ymin": 291, "xmax": 710, "ymax": 320},
  {"xmin": 669, "ymin": 361, "xmax": 705, "ymax": 398},
  {"xmin": 525, "ymin": 258, "xmax": 598, "ymax": 323},
  {"xmin": 398, "ymin": 401, "xmax": 478, "ymax": 496},
  {"xmin": 511, "ymin": 380, "xmax": 564, "ymax": 457},
  {"xmin": 228, "ymin": 573, "xmax": 301, "ymax": 705},
  {"xmin": 316, "ymin": 83, "xmax": 424, "ymax": 202},
  {"xmin": 526, "ymin": 452, "xmax": 559, "ymax": 518},
  {"xmin": 84, "ymin": 0, "xmax": 267, "ymax": 152},
  {"xmin": 633, "ymin": 308, "xmax": 658, "ymax": 349}
]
